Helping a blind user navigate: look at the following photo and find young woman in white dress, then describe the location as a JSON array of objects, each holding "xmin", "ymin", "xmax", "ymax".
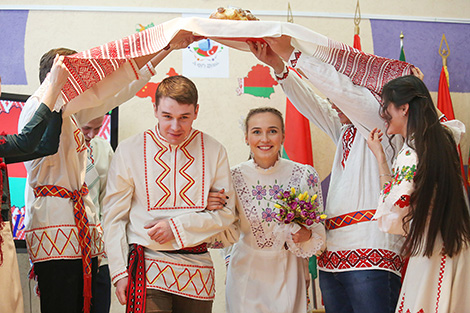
[
  {"xmin": 367, "ymin": 75, "xmax": 470, "ymax": 313},
  {"xmin": 210, "ymin": 107, "xmax": 326, "ymax": 313}
]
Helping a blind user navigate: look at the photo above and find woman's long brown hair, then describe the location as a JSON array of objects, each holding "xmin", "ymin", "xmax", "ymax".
[{"xmin": 381, "ymin": 75, "xmax": 470, "ymax": 258}]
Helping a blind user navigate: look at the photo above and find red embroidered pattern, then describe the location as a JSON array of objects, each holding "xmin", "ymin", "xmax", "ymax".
[
  {"xmin": 275, "ymin": 66, "xmax": 289, "ymax": 81},
  {"xmin": 73, "ymin": 128, "xmax": 87, "ymax": 153},
  {"xmin": 170, "ymin": 219, "xmax": 184, "ymax": 248},
  {"xmin": 397, "ymin": 293, "xmax": 406, "ymax": 313},
  {"xmin": 25, "ymin": 225, "xmax": 103, "ymax": 261},
  {"xmin": 112, "ymin": 270, "xmax": 128, "ymax": 283},
  {"xmin": 312, "ymin": 39, "xmax": 414, "ymax": 97},
  {"xmin": 146, "ymin": 130, "xmax": 171, "ymax": 207},
  {"xmin": 395, "ymin": 195, "xmax": 411, "ymax": 208},
  {"xmin": 435, "ymin": 253, "xmax": 446, "ymax": 313},
  {"xmin": 145, "ymin": 258, "xmax": 215, "ymax": 299},
  {"xmin": 289, "ymin": 50, "xmax": 302, "ymax": 68},
  {"xmin": 178, "ymin": 131, "xmax": 200, "ymax": 206},
  {"xmin": 325, "ymin": 210, "xmax": 376, "ymax": 230},
  {"xmin": 145, "ymin": 129, "xmax": 205, "ymax": 210},
  {"xmin": 62, "ymin": 24, "xmax": 166, "ymax": 102},
  {"xmin": 0, "ymin": 100, "xmax": 24, "ymax": 114},
  {"xmin": 318, "ymin": 248, "xmax": 403, "ymax": 272},
  {"xmin": 341, "ymin": 125, "xmax": 357, "ymax": 168}
]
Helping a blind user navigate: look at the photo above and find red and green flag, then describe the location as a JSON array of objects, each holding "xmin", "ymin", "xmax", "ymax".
[{"xmin": 437, "ymin": 64, "xmax": 468, "ymax": 190}]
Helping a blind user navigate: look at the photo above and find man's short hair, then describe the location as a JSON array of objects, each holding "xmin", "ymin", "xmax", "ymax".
[
  {"xmin": 39, "ymin": 48, "xmax": 77, "ymax": 83},
  {"xmin": 155, "ymin": 76, "xmax": 198, "ymax": 109}
]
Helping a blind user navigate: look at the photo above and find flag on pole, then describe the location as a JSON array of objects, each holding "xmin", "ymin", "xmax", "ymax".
[
  {"xmin": 282, "ymin": 96, "xmax": 314, "ymax": 166},
  {"xmin": 437, "ymin": 34, "xmax": 468, "ymax": 190},
  {"xmin": 353, "ymin": 0, "xmax": 362, "ymax": 51},
  {"xmin": 399, "ymin": 32, "xmax": 406, "ymax": 62},
  {"xmin": 283, "ymin": 3, "xmax": 316, "ymax": 285}
]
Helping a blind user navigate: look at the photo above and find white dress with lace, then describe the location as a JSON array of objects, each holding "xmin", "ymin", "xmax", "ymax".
[
  {"xmin": 376, "ymin": 138, "xmax": 470, "ymax": 313},
  {"xmin": 225, "ymin": 158, "xmax": 325, "ymax": 313}
]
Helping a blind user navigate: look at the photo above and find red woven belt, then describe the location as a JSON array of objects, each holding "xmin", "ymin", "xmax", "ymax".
[
  {"xmin": 126, "ymin": 244, "xmax": 146, "ymax": 313},
  {"xmin": 34, "ymin": 183, "xmax": 93, "ymax": 313},
  {"xmin": 325, "ymin": 210, "xmax": 376, "ymax": 230},
  {"xmin": 165, "ymin": 243, "xmax": 208, "ymax": 254}
]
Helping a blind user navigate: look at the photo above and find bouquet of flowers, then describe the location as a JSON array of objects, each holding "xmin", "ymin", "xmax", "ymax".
[{"xmin": 274, "ymin": 187, "xmax": 326, "ymax": 226}]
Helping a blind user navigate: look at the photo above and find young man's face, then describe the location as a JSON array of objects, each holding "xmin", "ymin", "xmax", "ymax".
[
  {"xmin": 154, "ymin": 97, "xmax": 199, "ymax": 145},
  {"xmin": 81, "ymin": 116, "xmax": 104, "ymax": 144}
]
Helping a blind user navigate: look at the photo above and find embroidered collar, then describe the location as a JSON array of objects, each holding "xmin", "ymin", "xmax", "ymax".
[{"xmin": 251, "ymin": 156, "xmax": 282, "ymax": 173}]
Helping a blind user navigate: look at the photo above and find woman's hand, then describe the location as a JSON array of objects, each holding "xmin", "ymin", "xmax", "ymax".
[
  {"xmin": 292, "ymin": 225, "xmax": 312, "ymax": 243},
  {"xmin": 206, "ymin": 189, "xmax": 228, "ymax": 211},
  {"xmin": 411, "ymin": 67, "xmax": 424, "ymax": 81},
  {"xmin": 247, "ymin": 41, "xmax": 285, "ymax": 74},
  {"xmin": 367, "ymin": 128, "xmax": 386, "ymax": 163}
]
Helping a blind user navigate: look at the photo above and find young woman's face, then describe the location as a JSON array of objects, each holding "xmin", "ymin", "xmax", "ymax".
[
  {"xmin": 245, "ymin": 112, "xmax": 285, "ymax": 169},
  {"xmin": 386, "ymin": 102, "xmax": 408, "ymax": 137}
]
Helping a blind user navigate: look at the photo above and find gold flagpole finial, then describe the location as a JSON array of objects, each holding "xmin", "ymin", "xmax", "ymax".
[
  {"xmin": 400, "ymin": 31, "xmax": 404, "ymax": 40},
  {"xmin": 287, "ymin": 2, "xmax": 294, "ymax": 23},
  {"xmin": 439, "ymin": 33, "xmax": 450, "ymax": 67},
  {"xmin": 354, "ymin": 0, "xmax": 361, "ymax": 35}
]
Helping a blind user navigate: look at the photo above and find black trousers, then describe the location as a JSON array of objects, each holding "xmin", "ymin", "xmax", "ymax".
[
  {"xmin": 94, "ymin": 264, "xmax": 111, "ymax": 313},
  {"xmin": 34, "ymin": 257, "xmax": 98, "ymax": 313}
]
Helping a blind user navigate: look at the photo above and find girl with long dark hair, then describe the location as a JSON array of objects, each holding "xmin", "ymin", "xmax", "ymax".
[{"xmin": 367, "ymin": 75, "xmax": 470, "ymax": 312}]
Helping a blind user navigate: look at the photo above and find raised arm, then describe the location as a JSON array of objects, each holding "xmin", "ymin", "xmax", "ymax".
[
  {"xmin": 265, "ymin": 36, "xmax": 385, "ymax": 139},
  {"xmin": 1, "ymin": 55, "xmax": 68, "ymax": 161},
  {"xmin": 67, "ymin": 31, "xmax": 203, "ymax": 125},
  {"xmin": 248, "ymin": 40, "xmax": 342, "ymax": 143}
]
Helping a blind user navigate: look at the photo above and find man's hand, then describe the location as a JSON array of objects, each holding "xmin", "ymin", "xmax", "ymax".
[
  {"xmin": 247, "ymin": 41, "xmax": 285, "ymax": 74},
  {"xmin": 144, "ymin": 219, "xmax": 175, "ymax": 244},
  {"xmin": 264, "ymin": 35, "xmax": 295, "ymax": 62},
  {"xmin": 167, "ymin": 30, "xmax": 205, "ymax": 51},
  {"xmin": 115, "ymin": 277, "xmax": 128, "ymax": 305},
  {"xmin": 206, "ymin": 188, "xmax": 228, "ymax": 211}
]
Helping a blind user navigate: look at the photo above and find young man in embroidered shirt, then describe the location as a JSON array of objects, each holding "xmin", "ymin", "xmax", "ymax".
[
  {"xmin": 247, "ymin": 38, "xmax": 412, "ymax": 313},
  {"xmin": 18, "ymin": 37, "xmax": 193, "ymax": 313},
  {"xmin": 81, "ymin": 115, "xmax": 114, "ymax": 313},
  {"xmin": 102, "ymin": 75, "xmax": 237, "ymax": 313}
]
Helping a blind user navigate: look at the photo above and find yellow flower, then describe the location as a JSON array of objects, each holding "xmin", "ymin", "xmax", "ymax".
[
  {"xmin": 320, "ymin": 214, "xmax": 327, "ymax": 219},
  {"xmin": 311, "ymin": 194, "xmax": 318, "ymax": 203},
  {"xmin": 298, "ymin": 193, "xmax": 305, "ymax": 201},
  {"xmin": 274, "ymin": 204, "xmax": 282, "ymax": 209},
  {"xmin": 291, "ymin": 187, "xmax": 296, "ymax": 194},
  {"xmin": 302, "ymin": 191, "xmax": 308, "ymax": 199}
]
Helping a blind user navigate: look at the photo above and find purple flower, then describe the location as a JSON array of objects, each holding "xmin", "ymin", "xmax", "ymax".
[
  {"xmin": 306, "ymin": 219, "xmax": 314, "ymax": 226},
  {"xmin": 307, "ymin": 174, "xmax": 319, "ymax": 187},
  {"xmin": 286, "ymin": 212, "xmax": 295, "ymax": 221},
  {"xmin": 269, "ymin": 185, "xmax": 282, "ymax": 196},
  {"xmin": 309, "ymin": 212, "xmax": 316, "ymax": 219},
  {"xmin": 262, "ymin": 208, "xmax": 275, "ymax": 222},
  {"xmin": 283, "ymin": 191, "xmax": 291, "ymax": 198},
  {"xmin": 252, "ymin": 185, "xmax": 267, "ymax": 200}
]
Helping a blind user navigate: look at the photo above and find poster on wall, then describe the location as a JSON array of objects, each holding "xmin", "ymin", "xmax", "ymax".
[
  {"xmin": 0, "ymin": 95, "xmax": 111, "ymax": 240},
  {"xmin": 182, "ymin": 13, "xmax": 229, "ymax": 78}
]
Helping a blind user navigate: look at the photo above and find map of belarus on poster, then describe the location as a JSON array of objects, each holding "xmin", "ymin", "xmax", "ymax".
[{"xmin": 181, "ymin": 13, "xmax": 229, "ymax": 78}]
